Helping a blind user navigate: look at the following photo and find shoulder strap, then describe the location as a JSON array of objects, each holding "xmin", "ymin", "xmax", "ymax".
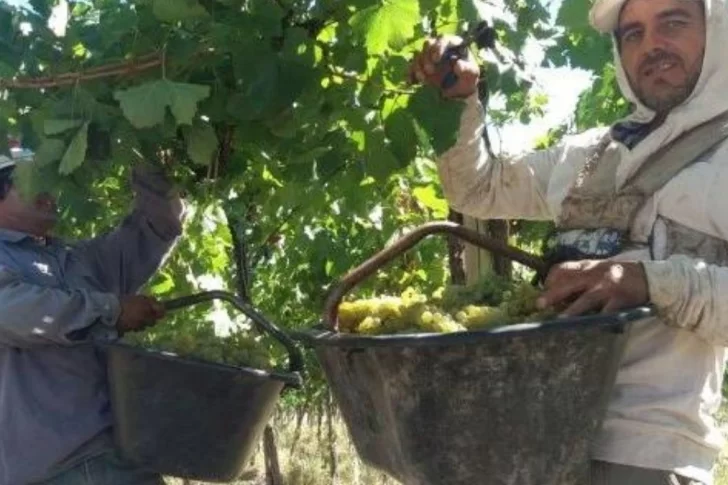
[{"xmin": 621, "ymin": 110, "xmax": 728, "ymax": 197}]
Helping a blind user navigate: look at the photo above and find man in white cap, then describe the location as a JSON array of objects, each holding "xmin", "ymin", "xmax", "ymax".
[
  {"xmin": 411, "ymin": 0, "xmax": 728, "ymax": 483},
  {"xmin": 0, "ymin": 156, "xmax": 185, "ymax": 484}
]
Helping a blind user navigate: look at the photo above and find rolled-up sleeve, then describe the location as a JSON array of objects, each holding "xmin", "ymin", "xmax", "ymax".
[
  {"xmin": 76, "ymin": 163, "xmax": 186, "ymax": 295},
  {"xmin": 0, "ymin": 265, "xmax": 120, "ymax": 347}
]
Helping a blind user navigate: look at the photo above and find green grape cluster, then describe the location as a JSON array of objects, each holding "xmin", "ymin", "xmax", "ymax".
[
  {"xmin": 123, "ymin": 323, "xmax": 272, "ymax": 370},
  {"xmin": 338, "ymin": 277, "xmax": 557, "ymax": 336}
]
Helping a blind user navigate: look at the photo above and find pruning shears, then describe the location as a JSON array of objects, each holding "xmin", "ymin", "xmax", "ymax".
[{"xmin": 439, "ymin": 21, "xmax": 497, "ymax": 91}]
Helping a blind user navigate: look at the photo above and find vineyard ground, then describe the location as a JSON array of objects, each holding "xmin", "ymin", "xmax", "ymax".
[{"xmin": 163, "ymin": 410, "xmax": 728, "ymax": 485}]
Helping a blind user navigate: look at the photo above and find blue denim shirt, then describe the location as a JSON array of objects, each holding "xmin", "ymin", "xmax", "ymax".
[{"xmin": 0, "ymin": 166, "xmax": 184, "ymax": 485}]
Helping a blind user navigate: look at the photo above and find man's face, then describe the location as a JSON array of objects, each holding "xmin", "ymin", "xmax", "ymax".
[
  {"xmin": 0, "ymin": 186, "xmax": 58, "ymax": 237},
  {"xmin": 617, "ymin": 0, "xmax": 706, "ymax": 114}
]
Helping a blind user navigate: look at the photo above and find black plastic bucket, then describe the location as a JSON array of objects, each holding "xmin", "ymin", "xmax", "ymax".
[
  {"xmin": 297, "ymin": 309, "xmax": 650, "ymax": 485},
  {"xmin": 294, "ymin": 221, "xmax": 654, "ymax": 485},
  {"xmin": 103, "ymin": 291, "xmax": 304, "ymax": 482}
]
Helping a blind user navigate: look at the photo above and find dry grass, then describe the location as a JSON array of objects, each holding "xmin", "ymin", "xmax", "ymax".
[
  {"xmin": 164, "ymin": 412, "xmax": 728, "ymax": 485},
  {"xmin": 164, "ymin": 413, "xmax": 396, "ymax": 485}
]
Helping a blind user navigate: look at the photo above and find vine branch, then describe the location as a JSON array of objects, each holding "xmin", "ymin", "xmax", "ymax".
[{"xmin": 0, "ymin": 51, "xmax": 163, "ymax": 89}]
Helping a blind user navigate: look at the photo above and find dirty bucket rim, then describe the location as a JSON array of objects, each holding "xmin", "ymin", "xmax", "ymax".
[
  {"xmin": 293, "ymin": 305, "xmax": 653, "ymax": 349},
  {"xmin": 100, "ymin": 341, "xmax": 303, "ymax": 388}
]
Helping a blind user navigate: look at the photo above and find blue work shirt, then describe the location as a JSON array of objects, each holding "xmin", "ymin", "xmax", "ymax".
[{"xmin": 0, "ymin": 166, "xmax": 184, "ymax": 484}]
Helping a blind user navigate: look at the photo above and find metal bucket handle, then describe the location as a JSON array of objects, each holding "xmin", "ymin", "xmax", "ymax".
[
  {"xmin": 323, "ymin": 221, "xmax": 549, "ymax": 330},
  {"xmin": 162, "ymin": 291, "xmax": 305, "ymax": 376}
]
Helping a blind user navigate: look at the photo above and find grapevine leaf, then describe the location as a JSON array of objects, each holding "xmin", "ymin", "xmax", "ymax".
[
  {"xmin": 34, "ymin": 138, "xmax": 67, "ymax": 166},
  {"xmin": 114, "ymin": 80, "xmax": 210, "ymax": 128},
  {"xmin": 360, "ymin": 63, "xmax": 385, "ymax": 107},
  {"xmin": 290, "ymin": 147, "xmax": 330, "ymax": 166},
  {"xmin": 364, "ymin": 130, "xmax": 400, "ymax": 181},
  {"xmin": 166, "ymin": 81, "xmax": 211, "ymax": 126},
  {"xmin": 152, "ymin": 0, "xmax": 208, "ymax": 23},
  {"xmin": 458, "ymin": 0, "xmax": 488, "ymax": 23},
  {"xmin": 407, "ymin": 86, "xmax": 465, "ymax": 155},
  {"xmin": 413, "ymin": 185, "xmax": 448, "ymax": 217},
  {"xmin": 384, "ymin": 108, "xmax": 418, "ymax": 166},
  {"xmin": 249, "ymin": 0, "xmax": 285, "ymax": 36},
  {"xmin": 186, "ymin": 122, "xmax": 219, "ymax": 166},
  {"xmin": 556, "ymin": 0, "xmax": 590, "ymax": 29},
  {"xmin": 114, "ymin": 81, "xmax": 168, "ymax": 128},
  {"xmin": 228, "ymin": 56, "xmax": 279, "ymax": 121},
  {"xmin": 350, "ymin": 0, "xmax": 420, "ymax": 55},
  {"xmin": 43, "ymin": 119, "xmax": 82, "ymax": 136},
  {"xmin": 58, "ymin": 122, "xmax": 89, "ymax": 175},
  {"xmin": 14, "ymin": 161, "xmax": 63, "ymax": 202}
]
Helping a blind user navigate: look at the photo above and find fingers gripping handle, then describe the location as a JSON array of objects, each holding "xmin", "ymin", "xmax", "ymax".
[
  {"xmin": 438, "ymin": 21, "xmax": 497, "ymax": 91},
  {"xmin": 439, "ymin": 44, "xmax": 469, "ymax": 90}
]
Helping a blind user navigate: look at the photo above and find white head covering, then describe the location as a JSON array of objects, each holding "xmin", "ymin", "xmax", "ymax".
[
  {"xmin": 590, "ymin": 0, "xmax": 630, "ymax": 33},
  {"xmin": 587, "ymin": 0, "xmax": 728, "ymax": 185}
]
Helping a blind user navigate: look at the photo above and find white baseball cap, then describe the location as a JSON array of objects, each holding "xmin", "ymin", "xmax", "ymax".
[{"xmin": 590, "ymin": 0, "xmax": 629, "ymax": 33}]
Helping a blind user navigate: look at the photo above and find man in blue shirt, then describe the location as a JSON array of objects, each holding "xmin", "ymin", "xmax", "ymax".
[{"xmin": 0, "ymin": 155, "xmax": 186, "ymax": 484}]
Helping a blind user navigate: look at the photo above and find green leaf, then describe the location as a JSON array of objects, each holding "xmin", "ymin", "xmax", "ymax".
[
  {"xmin": 413, "ymin": 185, "xmax": 448, "ymax": 217},
  {"xmin": 407, "ymin": 86, "xmax": 465, "ymax": 155},
  {"xmin": 13, "ymin": 162, "xmax": 62, "ymax": 202},
  {"xmin": 153, "ymin": 0, "xmax": 208, "ymax": 23},
  {"xmin": 350, "ymin": 0, "xmax": 420, "ymax": 55},
  {"xmin": 360, "ymin": 64, "xmax": 385, "ymax": 107},
  {"xmin": 291, "ymin": 146, "xmax": 330, "ymax": 166},
  {"xmin": 166, "ymin": 82, "xmax": 211, "ymax": 125},
  {"xmin": 58, "ymin": 122, "xmax": 89, "ymax": 175},
  {"xmin": 114, "ymin": 82, "xmax": 168, "ymax": 128},
  {"xmin": 186, "ymin": 122, "xmax": 219, "ymax": 166},
  {"xmin": 229, "ymin": 56, "xmax": 279, "ymax": 121},
  {"xmin": 249, "ymin": 0, "xmax": 285, "ymax": 36},
  {"xmin": 384, "ymin": 108, "xmax": 418, "ymax": 166},
  {"xmin": 457, "ymin": 0, "xmax": 486, "ymax": 24},
  {"xmin": 114, "ymin": 80, "xmax": 210, "ymax": 128},
  {"xmin": 34, "ymin": 138, "xmax": 67, "ymax": 166},
  {"xmin": 43, "ymin": 119, "xmax": 83, "ymax": 136},
  {"xmin": 364, "ymin": 130, "xmax": 400, "ymax": 181},
  {"xmin": 556, "ymin": 0, "xmax": 590, "ymax": 29},
  {"xmin": 150, "ymin": 271, "xmax": 176, "ymax": 294}
]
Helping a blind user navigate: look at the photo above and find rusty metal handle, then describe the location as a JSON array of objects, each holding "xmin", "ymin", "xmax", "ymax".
[{"xmin": 323, "ymin": 221, "xmax": 548, "ymax": 330}]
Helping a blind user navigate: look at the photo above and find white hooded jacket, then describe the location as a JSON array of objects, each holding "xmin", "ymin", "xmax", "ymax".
[{"xmin": 438, "ymin": 0, "xmax": 728, "ymax": 482}]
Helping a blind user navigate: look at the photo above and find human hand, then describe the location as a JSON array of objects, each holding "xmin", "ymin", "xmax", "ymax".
[
  {"xmin": 537, "ymin": 260, "xmax": 649, "ymax": 317},
  {"xmin": 117, "ymin": 295, "xmax": 166, "ymax": 333},
  {"xmin": 408, "ymin": 36, "xmax": 480, "ymax": 99}
]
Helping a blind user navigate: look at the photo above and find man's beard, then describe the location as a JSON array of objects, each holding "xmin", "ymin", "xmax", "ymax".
[{"xmin": 629, "ymin": 49, "xmax": 703, "ymax": 114}]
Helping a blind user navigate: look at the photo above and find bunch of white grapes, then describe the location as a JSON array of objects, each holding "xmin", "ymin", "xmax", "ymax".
[
  {"xmin": 123, "ymin": 322, "xmax": 273, "ymax": 370},
  {"xmin": 338, "ymin": 278, "xmax": 555, "ymax": 335}
]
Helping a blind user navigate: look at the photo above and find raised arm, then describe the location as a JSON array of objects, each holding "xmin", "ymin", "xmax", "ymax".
[
  {"xmin": 76, "ymin": 163, "xmax": 186, "ymax": 295},
  {"xmin": 437, "ymin": 94, "xmax": 566, "ymax": 221},
  {"xmin": 410, "ymin": 36, "xmax": 604, "ymax": 222}
]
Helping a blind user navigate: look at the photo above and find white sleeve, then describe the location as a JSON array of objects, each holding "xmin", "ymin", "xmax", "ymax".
[
  {"xmin": 437, "ymin": 94, "xmax": 607, "ymax": 221},
  {"xmin": 643, "ymin": 256, "xmax": 728, "ymax": 346}
]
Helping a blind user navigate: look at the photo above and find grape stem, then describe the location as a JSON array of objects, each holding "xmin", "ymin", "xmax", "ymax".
[{"xmin": 323, "ymin": 221, "xmax": 548, "ymax": 330}]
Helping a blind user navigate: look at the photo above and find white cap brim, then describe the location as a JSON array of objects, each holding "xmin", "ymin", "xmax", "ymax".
[{"xmin": 590, "ymin": 0, "xmax": 628, "ymax": 33}]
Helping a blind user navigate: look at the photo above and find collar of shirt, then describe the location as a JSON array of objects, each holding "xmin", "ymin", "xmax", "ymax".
[
  {"xmin": 0, "ymin": 228, "xmax": 56, "ymax": 247},
  {"xmin": 611, "ymin": 120, "xmax": 653, "ymax": 149}
]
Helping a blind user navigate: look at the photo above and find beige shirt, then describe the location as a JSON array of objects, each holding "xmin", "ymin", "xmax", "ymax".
[{"xmin": 438, "ymin": 93, "xmax": 728, "ymax": 484}]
